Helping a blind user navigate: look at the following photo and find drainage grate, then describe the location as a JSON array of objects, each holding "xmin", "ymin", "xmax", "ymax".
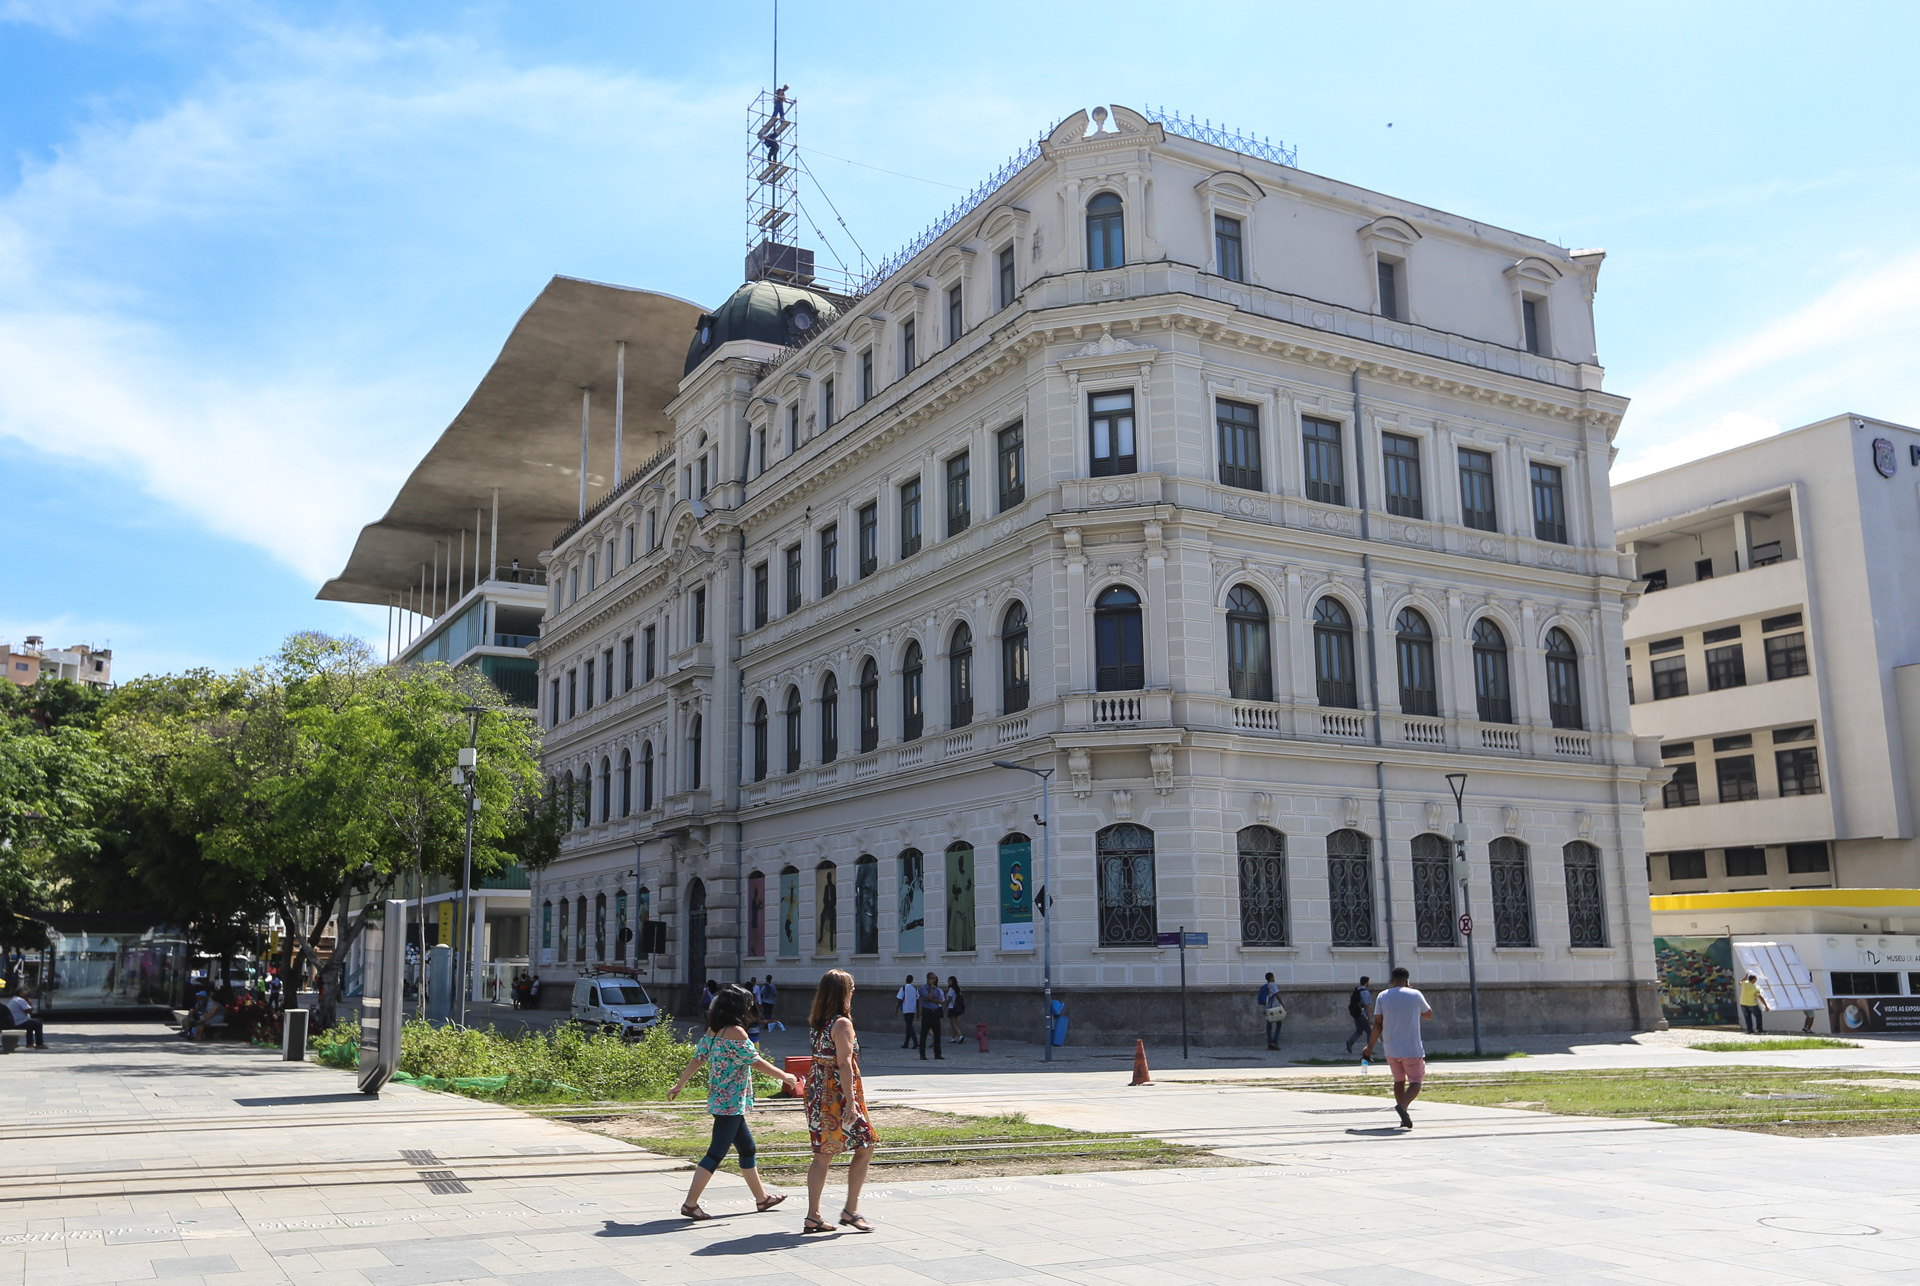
[
  {"xmin": 419, "ymin": 1170, "xmax": 471, "ymax": 1195},
  {"xmin": 400, "ymin": 1149, "xmax": 441, "ymax": 1166}
]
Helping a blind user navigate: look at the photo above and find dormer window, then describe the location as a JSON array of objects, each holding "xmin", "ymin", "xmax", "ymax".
[
  {"xmin": 1377, "ymin": 259, "xmax": 1402, "ymax": 320},
  {"xmin": 1214, "ymin": 215, "xmax": 1244, "ymax": 282},
  {"xmin": 998, "ymin": 245, "xmax": 1016, "ymax": 308},
  {"xmin": 946, "ymin": 284, "xmax": 963, "ymax": 346},
  {"xmin": 1522, "ymin": 297, "xmax": 1546, "ymax": 355},
  {"xmin": 901, "ymin": 319, "xmax": 916, "ymax": 373}
]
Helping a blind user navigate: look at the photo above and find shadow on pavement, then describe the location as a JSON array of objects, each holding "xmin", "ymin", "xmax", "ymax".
[
  {"xmin": 594, "ymin": 1218, "xmax": 703, "ymax": 1238},
  {"xmin": 690, "ymin": 1230, "xmax": 832, "ymax": 1254},
  {"xmin": 234, "ymin": 1093, "xmax": 371, "ymax": 1107}
]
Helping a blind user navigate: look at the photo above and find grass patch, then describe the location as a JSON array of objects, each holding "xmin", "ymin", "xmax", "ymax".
[
  {"xmin": 1693, "ymin": 1038, "xmax": 1859, "ymax": 1052},
  {"xmin": 1290, "ymin": 1051, "xmax": 1526, "ymax": 1066}
]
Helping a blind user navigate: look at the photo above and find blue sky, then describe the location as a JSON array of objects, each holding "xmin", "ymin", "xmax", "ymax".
[{"xmin": 3, "ymin": 1, "xmax": 1917, "ymax": 678}]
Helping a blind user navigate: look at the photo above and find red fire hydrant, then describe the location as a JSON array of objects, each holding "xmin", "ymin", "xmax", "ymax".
[{"xmin": 976, "ymin": 1022, "xmax": 989, "ymax": 1052}]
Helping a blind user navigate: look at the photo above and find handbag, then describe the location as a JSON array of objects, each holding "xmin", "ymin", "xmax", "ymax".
[{"xmin": 1263, "ymin": 1003, "xmax": 1286, "ymax": 1022}]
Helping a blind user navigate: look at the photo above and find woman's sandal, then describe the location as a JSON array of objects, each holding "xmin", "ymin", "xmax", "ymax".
[
  {"xmin": 838, "ymin": 1209, "xmax": 873, "ymax": 1232},
  {"xmin": 756, "ymin": 1193, "xmax": 787, "ymax": 1212},
  {"xmin": 801, "ymin": 1214, "xmax": 834, "ymax": 1234},
  {"xmin": 679, "ymin": 1203, "xmax": 711, "ymax": 1221}
]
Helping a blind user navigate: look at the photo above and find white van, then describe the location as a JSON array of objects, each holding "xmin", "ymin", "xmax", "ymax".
[{"xmin": 570, "ymin": 973, "xmax": 662, "ymax": 1040}]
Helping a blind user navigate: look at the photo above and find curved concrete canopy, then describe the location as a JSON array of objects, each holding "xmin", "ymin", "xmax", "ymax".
[{"xmin": 319, "ymin": 275, "xmax": 705, "ymax": 607}]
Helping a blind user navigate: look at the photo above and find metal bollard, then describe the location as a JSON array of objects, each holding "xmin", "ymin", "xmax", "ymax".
[
  {"xmin": 976, "ymin": 1021, "xmax": 989, "ymax": 1052},
  {"xmin": 282, "ymin": 1008, "xmax": 309, "ymax": 1061}
]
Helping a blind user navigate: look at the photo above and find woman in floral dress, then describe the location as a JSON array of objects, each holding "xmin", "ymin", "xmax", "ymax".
[
  {"xmin": 668, "ymin": 984, "xmax": 799, "ymax": 1220},
  {"xmin": 803, "ymin": 969, "xmax": 878, "ymax": 1233}
]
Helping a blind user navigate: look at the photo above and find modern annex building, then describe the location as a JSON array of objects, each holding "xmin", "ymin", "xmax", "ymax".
[{"xmin": 529, "ymin": 103, "xmax": 1660, "ymax": 1042}]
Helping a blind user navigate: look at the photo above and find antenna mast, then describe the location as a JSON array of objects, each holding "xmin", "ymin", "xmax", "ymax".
[{"xmin": 745, "ymin": 0, "xmax": 811, "ymax": 286}]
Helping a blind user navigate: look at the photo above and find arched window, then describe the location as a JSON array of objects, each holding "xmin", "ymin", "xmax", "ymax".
[
  {"xmin": 598, "ymin": 756, "xmax": 611, "ymax": 823},
  {"xmin": 540, "ymin": 899, "xmax": 552, "ymax": 958},
  {"xmin": 897, "ymin": 848, "xmax": 926, "ymax": 953},
  {"xmin": 745, "ymin": 873, "xmax": 764, "ymax": 957},
  {"xmin": 1236, "ymin": 826, "xmax": 1288, "ymax": 946},
  {"xmin": 1411, "ymin": 833, "xmax": 1455, "ymax": 946},
  {"xmin": 902, "ymin": 642, "xmax": 925, "ymax": 741},
  {"xmin": 1327, "ymin": 829, "xmax": 1373, "ymax": 946},
  {"xmin": 593, "ymin": 892, "xmax": 607, "ymax": 962},
  {"xmin": 640, "ymin": 741, "xmax": 654, "ymax": 810},
  {"xmin": 949, "ymin": 624, "xmax": 974, "ymax": 727},
  {"xmin": 1396, "ymin": 608, "xmax": 1437, "ymax": 716},
  {"xmin": 1086, "ymin": 191, "xmax": 1124, "ymax": 270},
  {"xmin": 619, "ymin": 748, "xmax": 632, "ymax": 817},
  {"xmin": 853, "ymin": 855, "xmax": 879, "ymax": 954},
  {"xmin": 1563, "ymin": 841, "xmax": 1606, "ymax": 947},
  {"xmin": 1001, "ymin": 602, "xmax": 1030, "ymax": 713},
  {"xmin": 1545, "ymin": 628, "xmax": 1584, "ymax": 730},
  {"xmin": 784, "ymin": 686, "xmax": 802, "ymax": 774},
  {"xmin": 819, "ymin": 672, "xmax": 840, "ymax": 763},
  {"xmin": 561, "ymin": 770, "xmax": 576, "ymax": 832},
  {"xmin": 557, "ymin": 896, "xmax": 569, "ymax": 961},
  {"xmin": 1490, "ymin": 836, "xmax": 1534, "ymax": 946},
  {"xmin": 945, "ymin": 842, "xmax": 976, "ymax": 951},
  {"xmin": 1473, "ymin": 619, "xmax": 1513, "ymax": 724},
  {"xmin": 1225, "ymin": 585, "xmax": 1272, "ymax": 702},
  {"xmin": 1096, "ymin": 823, "xmax": 1156, "ymax": 946},
  {"xmin": 750, "ymin": 699, "xmax": 769, "ymax": 782},
  {"xmin": 1313, "ymin": 598, "xmax": 1358, "ymax": 708},
  {"xmin": 1094, "ymin": 585, "xmax": 1145, "ymax": 691},
  {"xmin": 687, "ymin": 715, "xmax": 703, "ymax": 790},
  {"xmin": 814, "ymin": 861, "xmax": 838, "ymax": 954},
  {"xmin": 859, "ymin": 658, "xmax": 880, "ymax": 753}
]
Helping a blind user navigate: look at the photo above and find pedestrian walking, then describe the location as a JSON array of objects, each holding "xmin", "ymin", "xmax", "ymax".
[
  {"xmin": 759, "ymin": 976, "xmax": 785, "ymax": 1032},
  {"xmin": 1345, "ymin": 975, "xmax": 1374, "ymax": 1053},
  {"xmin": 945, "ymin": 976, "xmax": 967, "ymax": 1043},
  {"xmin": 896, "ymin": 975, "xmax": 919, "ymax": 1047},
  {"xmin": 1738, "ymin": 973, "xmax": 1767, "ymax": 1034},
  {"xmin": 1257, "ymin": 972, "xmax": 1286, "ymax": 1050},
  {"xmin": 744, "ymin": 979, "xmax": 763, "ymax": 1041},
  {"xmin": 3, "ymin": 991, "xmax": 44, "ymax": 1048},
  {"xmin": 917, "ymin": 973, "xmax": 946, "ymax": 1060},
  {"xmin": 803, "ymin": 969, "xmax": 877, "ymax": 1234},
  {"xmin": 667, "ymin": 984, "xmax": 800, "ymax": 1220},
  {"xmin": 1361, "ymin": 966, "xmax": 1432, "ymax": 1130}
]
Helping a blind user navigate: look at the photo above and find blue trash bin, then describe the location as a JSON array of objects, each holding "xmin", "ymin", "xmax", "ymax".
[{"xmin": 1050, "ymin": 1000, "xmax": 1068, "ymax": 1046}]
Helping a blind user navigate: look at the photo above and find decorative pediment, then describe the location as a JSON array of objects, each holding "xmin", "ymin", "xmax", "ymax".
[
  {"xmin": 1505, "ymin": 256, "xmax": 1562, "ymax": 289},
  {"xmin": 1357, "ymin": 215, "xmax": 1421, "ymax": 252},
  {"xmin": 1195, "ymin": 168, "xmax": 1266, "ymax": 204},
  {"xmin": 1070, "ymin": 330, "xmax": 1153, "ymax": 359}
]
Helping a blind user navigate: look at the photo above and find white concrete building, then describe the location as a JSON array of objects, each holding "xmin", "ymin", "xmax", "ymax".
[
  {"xmin": 531, "ymin": 104, "xmax": 1659, "ymax": 1042},
  {"xmin": 1617, "ymin": 415, "xmax": 1920, "ymax": 1007}
]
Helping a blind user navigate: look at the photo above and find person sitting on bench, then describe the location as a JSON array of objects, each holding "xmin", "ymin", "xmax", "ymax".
[{"xmin": 4, "ymin": 992, "xmax": 44, "ymax": 1048}]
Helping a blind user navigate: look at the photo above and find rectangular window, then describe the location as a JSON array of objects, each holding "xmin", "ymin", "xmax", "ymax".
[
  {"xmin": 586, "ymin": 553, "xmax": 596, "ymax": 592},
  {"xmin": 643, "ymin": 625, "xmax": 656, "ymax": 681},
  {"xmin": 624, "ymin": 525, "xmax": 635, "ymax": 565},
  {"xmin": 946, "ymin": 452, "xmax": 971, "ymax": 537},
  {"xmin": 1716, "ymin": 755, "xmax": 1758, "ymax": 803},
  {"xmin": 622, "ymin": 637, "xmax": 633, "ymax": 691},
  {"xmin": 1458, "ymin": 449, "xmax": 1497, "ymax": 531},
  {"xmin": 997, "ymin": 422, "xmax": 1025, "ymax": 511},
  {"xmin": 1765, "ymin": 632, "xmax": 1808, "ymax": 680},
  {"xmin": 1089, "ymin": 390, "xmax": 1136, "ymax": 477},
  {"xmin": 583, "ymin": 660, "xmax": 594, "ymax": 710},
  {"xmin": 1382, "ymin": 432, "xmax": 1423, "ymax": 519},
  {"xmin": 787, "ymin": 403, "xmax": 800, "ymax": 454},
  {"xmin": 603, "ymin": 648, "xmax": 614, "ymax": 701},
  {"xmin": 566, "ymin": 669, "xmax": 577, "ymax": 719},
  {"xmin": 1648, "ymin": 636, "xmax": 1684, "ymax": 655},
  {"xmin": 752, "ymin": 563, "xmax": 768, "ymax": 629},
  {"xmin": 901, "ymin": 319, "xmax": 916, "ymax": 373},
  {"xmin": 1712, "ymin": 733, "xmax": 1751, "ymax": 753},
  {"xmin": 1667, "ymin": 850, "xmax": 1707, "ymax": 880},
  {"xmin": 1302, "ymin": 416, "xmax": 1345, "ymax": 505},
  {"xmin": 1776, "ymin": 747, "xmax": 1822, "ymax": 796},
  {"xmin": 753, "ymin": 428, "xmax": 765, "ymax": 476},
  {"xmin": 860, "ymin": 349, "xmax": 874, "ymax": 402},
  {"xmin": 946, "ymin": 284, "xmax": 963, "ymax": 345},
  {"xmin": 899, "ymin": 478, "xmax": 923, "ymax": 557},
  {"xmin": 1530, "ymin": 461, "xmax": 1568, "ymax": 544},
  {"xmin": 646, "ymin": 510, "xmax": 657, "ymax": 550},
  {"xmin": 691, "ymin": 587, "xmax": 707, "ymax": 643},
  {"xmin": 784, "ymin": 545, "xmax": 802, "ymax": 614},
  {"xmin": 1216, "ymin": 399, "xmax": 1262, "ymax": 491},
  {"xmin": 1761, "ymin": 612, "xmax": 1803, "ymax": 633},
  {"xmin": 1703, "ymin": 624, "xmax": 1742, "ymax": 644},
  {"xmin": 998, "ymin": 245, "xmax": 1016, "ymax": 308},
  {"xmin": 1214, "ymin": 214, "xmax": 1244, "ymax": 281},
  {"xmin": 1522, "ymin": 298, "xmax": 1542, "ymax": 354},
  {"xmin": 549, "ymin": 677, "xmax": 560, "ymax": 728},
  {"xmin": 1786, "ymin": 841, "xmax": 1830, "ymax": 874},
  {"xmin": 819, "ymin": 523, "xmax": 839, "ymax": 596},
  {"xmin": 1662, "ymin": 762, "xmax": 1700, "ymax": 809},
  {"xmin": 1773, "ymin": 724, "xmax": 1815, "ymax": 744},
  {"xmin": 696, "ymin": 453, "xmax": 709, "ymax": 495},
  {"xmin": 1695, "ymin": 557, "xmax": 1714, "ymax": 581},
  {"xmin": 1650, "ymin": 655, "xmax": 1688, "ymax": 700},
  {"xmin": 1660, "ymin": 741, "xmax": 1695, "ymax": 759},
  {"xmin": 1706, "ymin": 644, "xmax": 1747, "ymax": 691},
  {"xmin": 1377, "ymin": 259, "xmax": 1399, "ymax": 320},
  {"xmin": 1830, "ymin": 971, "xmax": 1901, "ymax": 996},
  {"xmin": 1724, "ymin": 846, "xmax": 1768, "ymax": 879},
  {"xmin": 858, "ymin": 502, "xmax": 878, "ymax": 578},
  {"xmin": 822, "ymin": 376, "xmax": 835, "ymax": 430}
]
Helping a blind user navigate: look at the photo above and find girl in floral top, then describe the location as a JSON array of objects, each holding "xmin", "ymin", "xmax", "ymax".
[{"xmin": 668, "ymin": 984, "xmax": 799, "ymax": 1220}]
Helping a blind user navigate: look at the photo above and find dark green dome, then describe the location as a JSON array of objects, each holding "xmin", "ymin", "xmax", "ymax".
[{"xmin": 683, "ymin": 279, "xmax": 841, "ymax": 375}]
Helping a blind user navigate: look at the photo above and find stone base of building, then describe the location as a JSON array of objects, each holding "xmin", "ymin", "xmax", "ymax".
[{"xmin": 845, "ymin": 980, "xmax": 1662, "ymax": 1048}]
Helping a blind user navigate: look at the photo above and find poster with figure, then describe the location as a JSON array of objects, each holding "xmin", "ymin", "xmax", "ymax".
[
  {"xmin": 946, "ymin": 844, "xmax": 976, "ymax": 952},
  {"xmin": 747, "ymin": 872, "xmax": 766, "ymax": 957},
  {"xmin": 816, "ymin": 864, "xmax": 838, "ymax": 954},
  {"xmin": 854, "ymin": 860, "xmax": 879, "ymax": 954},
  {"xmin": 898, "ymin": 850, "xmax": 925, "ymax": 954},
  {"xmin": 999, "ymin": 838, "xmax": 1034, "ymax": 951},
  {"xmin": 778, "ymin": 869, "xmax": 799, "ymax": 957}
]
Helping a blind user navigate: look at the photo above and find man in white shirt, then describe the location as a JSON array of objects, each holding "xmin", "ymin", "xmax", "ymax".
[
  {"xmin": 1361, "ymin": 966, "xmax": 1432, "ymax": 1129},
  {"xmin": 896, "ymin": 975, "xmax": 919, "ymax": 1048},
  {"xmin": 5, "ymin": 992, "xmax": 44, "ymax": 1048}
]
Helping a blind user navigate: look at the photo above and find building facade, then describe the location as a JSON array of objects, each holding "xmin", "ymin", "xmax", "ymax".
[
  {"xmin": 4, "ymin": 636, "xmax": 112, "ymax": 689},
  {"xmin": 530, "ymin": 104, "xmax": 1659, "ymax": 1041}
]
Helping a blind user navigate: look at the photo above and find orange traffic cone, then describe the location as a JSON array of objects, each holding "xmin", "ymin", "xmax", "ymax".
[{"xmin": 1130, "ymin": 1039, "xmax": 1153, "ymax": 1086}]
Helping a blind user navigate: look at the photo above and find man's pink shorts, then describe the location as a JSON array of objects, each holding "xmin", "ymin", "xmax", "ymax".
[{"xmin": 1388, "ymin": 1057, "xmax": 1426, "ymax": 1082}]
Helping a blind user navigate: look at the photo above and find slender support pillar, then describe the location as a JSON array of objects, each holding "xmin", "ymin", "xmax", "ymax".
[
  {"xmin": 579, "ymin": 388, "xmax": 591, "ymax": 519},
  {"xmin": 490, "ymin": 488, "xmax": 500, "ymax": 581},
  {"xmin": 475, "ymin": 507, "xmax": 483, "ymax": 587},
  {"xmin": 457, "ymin": 529, "xmax": 466, "ymax": 604},
  {"xmin": 614, "ymin": 341, "xmax": 626, "ymax": 481}
]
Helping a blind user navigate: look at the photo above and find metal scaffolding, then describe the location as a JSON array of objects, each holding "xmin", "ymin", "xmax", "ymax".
[{"xmin": 746, "ymin": 87, "xmax": 805, "ymax": 282}]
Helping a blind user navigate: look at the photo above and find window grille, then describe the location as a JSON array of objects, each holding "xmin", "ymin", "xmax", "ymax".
[
  {"xmin": 1409, "ymin": 833, "xmax": 1455, "ymax": 947},
  {"xmin": 1096, "ymin": 823, "xmax": 1157, "ymax": 946},
  {"xmin": 1563, "ymin": 842, "xmax": 1606, "ymax": 947},
  {"xmin": 1236, "ymin": 827, "xmax": 1288, "ymax": 946},
  {"xmin": 1327, "ymin": 829, "xmax": 1374, "ymax": 946},
  {"xmin": 1489, "ymin": 837, "xmax": 1534, "ymax": 947}
]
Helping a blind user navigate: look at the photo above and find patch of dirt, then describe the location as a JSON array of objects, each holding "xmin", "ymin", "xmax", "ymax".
[
  {"xmin": 1805, "ymin": 1078, "xmax": 1920, "ymax": 1091},
  {"xmin": 1740, "ymin": 1119, "xmax": 1920, "ymax": 1138},
  {"xmin": 1496, "ymin": 1101, "xmax": 1546, "ymax": 1110}
]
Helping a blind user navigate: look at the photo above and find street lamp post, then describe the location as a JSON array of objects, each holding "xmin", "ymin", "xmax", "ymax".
[
  {"xmin": 993, "ymin": 760, "xmax": 1053, "ymax": 1062},
  {"xmin": 1445, "ymin": 772, "xmax": 1484, "ymax": 1056},
  {"xmin": 454, "ymin": 706, "xmax": 486, "ymax": 1027}
]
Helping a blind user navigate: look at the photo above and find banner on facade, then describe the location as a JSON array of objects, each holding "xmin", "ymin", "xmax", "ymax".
[
  {"xmin": 436, "ymin": 900, "xmax": 454, "ymax": 948},
  {"xmin": 778, "ymin": 869, "xmax": 799, "ymax": 958},
  {"xmin": 1000, "ymin": 840, "xmax": 1033, "ymax": 951}
]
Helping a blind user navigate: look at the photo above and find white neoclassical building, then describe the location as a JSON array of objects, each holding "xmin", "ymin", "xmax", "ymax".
[{"xmin": 529, "ymin": 104, "xmax": 1659, "ymax": 1042}]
